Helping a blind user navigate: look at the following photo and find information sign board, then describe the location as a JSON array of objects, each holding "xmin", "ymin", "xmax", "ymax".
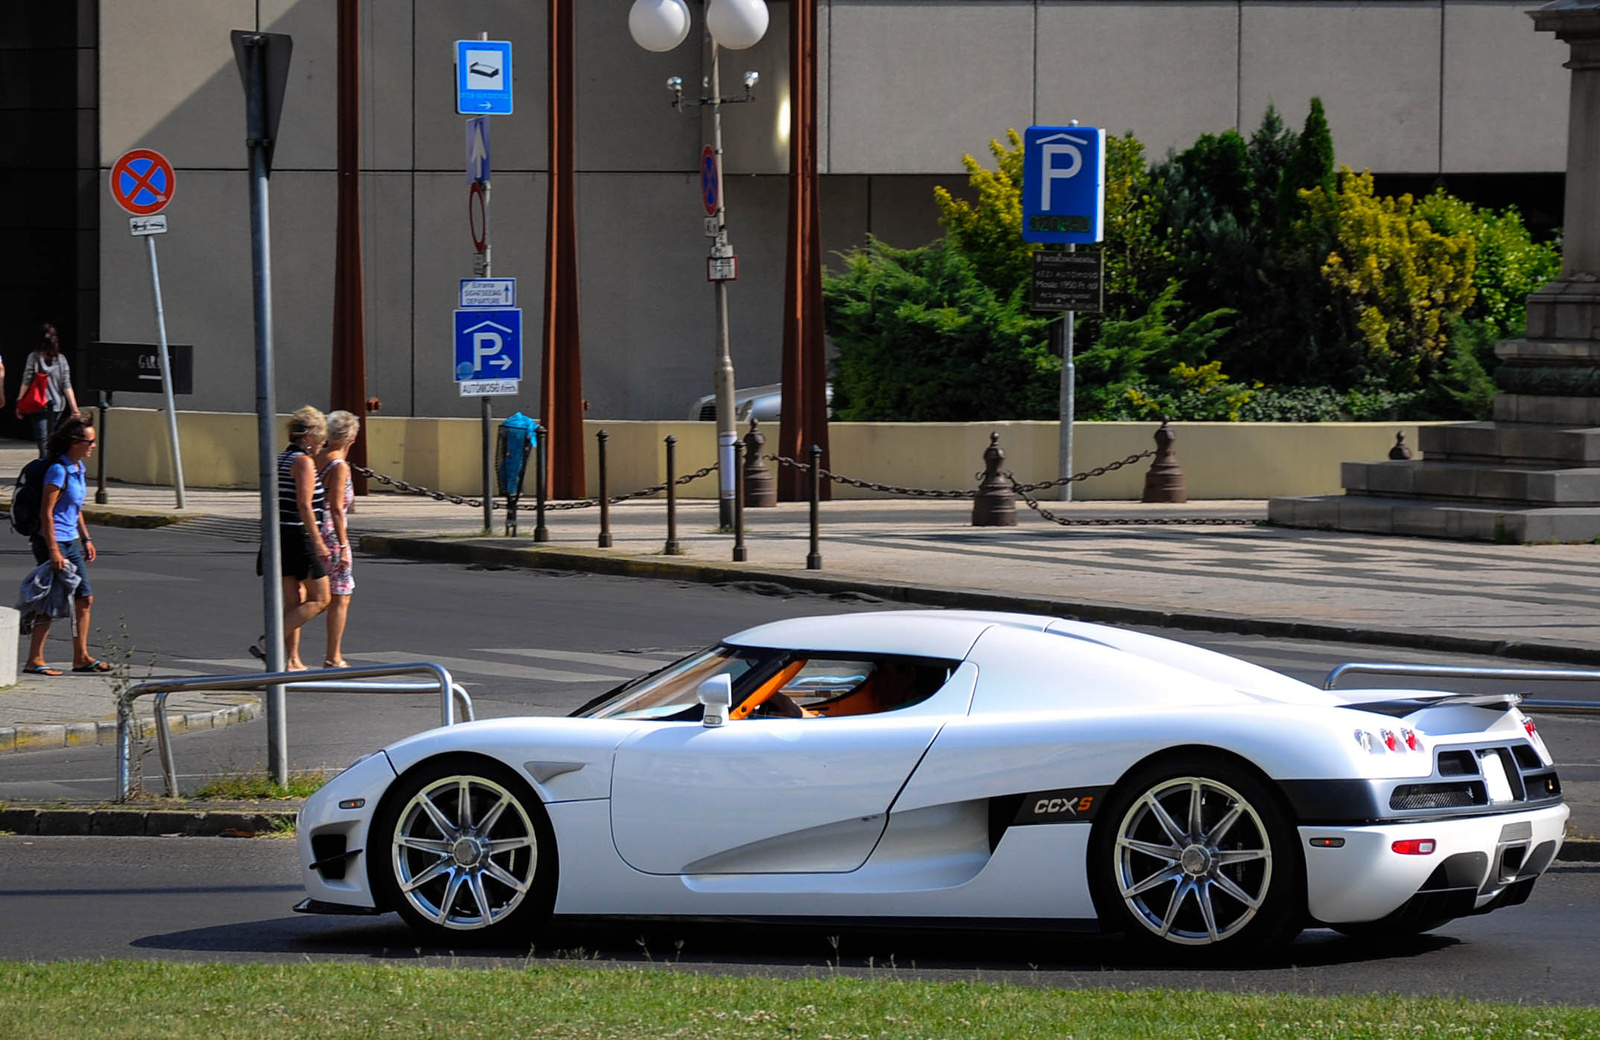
[
  {"xmin": 87, "ymin": 341, "xmax": 194, "ymax": 395},
  {"xmin": 460, "ymin": 278, "xmax": 516, "ymax": 308},
  {"xmin": 1030, "ymin": 250, "xmax": 1103, "ymax": 313},
  {"xmin": 455, "ymin": 40, "xmax": 513, "ymax": 115},
  {"xmin": 454, "ymin": 308, "xmax": 523, "ymax": 382}
]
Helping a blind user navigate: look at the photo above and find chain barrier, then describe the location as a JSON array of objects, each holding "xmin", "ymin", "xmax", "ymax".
[
  {"xmin": 766, "ymin": 454, "xmax": 976, "ymax": 498},
  {"xmin": 352, "ymin": 464, "xmax": 498, "ymax": 509},
  {"xmin": 1011, "ymin": 482, "xmax": 1261, "ymax": 527},
  {"xmin": 766, "ymin": 452, "xmax": 1261, "ymax": 528},
  {"xmin": 351, "ymin": 462, "xmax": 719, "ymax": 513}
]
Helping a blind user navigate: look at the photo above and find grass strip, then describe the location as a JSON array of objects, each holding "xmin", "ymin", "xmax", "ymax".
[
  {"xmin": 190, "ymin": 768, "xmax": 328, "ymax": 801},
  {"xmin": 0, "ymin": 961, "xmax": 1595, "ymax": 1040}
]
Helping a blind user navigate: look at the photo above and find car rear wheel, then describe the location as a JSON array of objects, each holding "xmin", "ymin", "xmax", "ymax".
[
  {"xmin": 371, "ymin": 756, "xmax": 557, "ymax": 945},
  {"xmin": 1091, "ymin": 754, "xmax": 1303, "ymax": 959}
]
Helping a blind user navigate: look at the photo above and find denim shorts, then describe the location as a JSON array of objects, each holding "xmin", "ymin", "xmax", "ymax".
[{"xmin": 29, "ymin": 535, "xmax": 92, "ymax": 599}]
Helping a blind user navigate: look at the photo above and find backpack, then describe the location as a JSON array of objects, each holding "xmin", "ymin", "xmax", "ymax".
[{"xmin": 9, "ymin": 457, "xmax": 55, "ymax": 538}]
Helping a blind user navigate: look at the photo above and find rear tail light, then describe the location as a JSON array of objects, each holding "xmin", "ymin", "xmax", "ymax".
[
  {"xmin": 1523, "ymin": 718, "xmax": 1538, "ymax": 738},
  {"xmin": 1354, "ymin": 729, "xmax": 1375, "ymax": 752},
  {"xmin": 1391, "ymin": 838, "xmax": 1436, "ymax": 855},
  {"xmin": 1403, "ymin": 728, "xmax": 1423, "ymax": 752},
  {"xmin": 1381, "ymin": 729, "xmax": 1400, "ymax": 752}
]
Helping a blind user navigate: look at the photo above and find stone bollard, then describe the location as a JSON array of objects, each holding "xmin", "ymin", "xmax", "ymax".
[
  {"xmin": 971, "ymin": 432, "xmax": 1018, "ymax": 526},
  {"xmin": 1389, "ymin": 431, "xmax": 1413, "ymax": 460},
  {"xmin": 1141, "ymin": 419, "xmax": 1187, "ymax": 503},
  {"xmin": 742, "ymin": 419, "xmax": 776, "ymax": 507}
]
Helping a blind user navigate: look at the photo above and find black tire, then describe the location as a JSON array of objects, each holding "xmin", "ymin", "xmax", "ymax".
[
  {"xmin": 369, "ymin": 754, "xmax": 558, "ymax": 946},
  {"xmin": 1089, "ymin": 752, "xmax": 1304, "ymax": 960}
]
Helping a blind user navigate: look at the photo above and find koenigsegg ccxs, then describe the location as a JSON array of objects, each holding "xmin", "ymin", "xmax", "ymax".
[{"xmin": 296, "ymin": 611, "xmax": 1567, "ymax": 957}]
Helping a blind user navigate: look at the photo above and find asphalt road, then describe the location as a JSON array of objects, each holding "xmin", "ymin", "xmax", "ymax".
[
  {"xmin": 0, "ymin": 835, "xmax": 1595, "ymax": 1004},
  {"xmin": 1, "ymin": 522, "xmax": 1597, "ymax": 1001}
]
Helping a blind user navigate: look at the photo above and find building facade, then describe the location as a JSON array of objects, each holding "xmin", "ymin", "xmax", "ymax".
[{"xmin": 0, "ymin": 1, "xmax": 1573, "ymax": 424}]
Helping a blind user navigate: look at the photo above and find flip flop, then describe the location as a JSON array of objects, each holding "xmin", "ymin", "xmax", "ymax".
[
  {"xmin": 72, "ymin": 660, "xmax": 113, "ymax": 673},
  {"xmin": 23, "ymin": 665, "xmax": 63, "ymax": 676}
]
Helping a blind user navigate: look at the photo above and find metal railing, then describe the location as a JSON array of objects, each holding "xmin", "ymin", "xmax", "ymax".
[
  {"xmin": 1323, "ymin": 662, "xmax": 1600, "ymax": 717},
  {"xmin": 117, "ymin": 662, "xmax": 474, "ymax": 802}
]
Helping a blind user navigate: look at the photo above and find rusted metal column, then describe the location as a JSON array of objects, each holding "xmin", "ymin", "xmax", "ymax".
[
  {"xmin": 806, "ymin": 443, "xmax": 822, "ymax": 569},
  {"xmin": 331, "ymin": 0, "xmax": 368, "ymax": 494},
  {"xmin": 733, "ymin": 439, "xmax": 747, "ymax": 562},
  {"xmin": 541, "ymin": 0, "xmax": 585, "ymax": 500},
  {"xmin": 534, "ymin": 424, "xmax": 550, "ymax": 542},
  {"xmin": 597, "ymin": 428, "xmax": 612, "ymax": 548},
  {"xmin": 1141, "ymin": 419, "xmax": 1188, "ymax": 503},
  {"xmin": 971, "ymin": 432, "xmax": 1018, "ymax": 526},
  {"xmin": 742, "ymin": 418, "xmax": 776, "ymax": 507},
  {"xmin": 777, "ymin": 0, "xmax": 828, "ymax": 502},
  {"xmin": 664, "ymin": 435, "xmax": 682, "ymax": 555}
]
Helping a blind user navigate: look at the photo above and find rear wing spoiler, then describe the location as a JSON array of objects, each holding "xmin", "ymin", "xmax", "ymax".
[{"xmin": 1324, "ymin": 662, "xmax": 1600, "ymax": 717}]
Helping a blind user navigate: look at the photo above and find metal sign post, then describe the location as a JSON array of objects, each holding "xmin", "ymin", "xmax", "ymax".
[
  {"xmin": 456, "ymin": 34, "xmax": 515, "ymax": 534},
  {"xmin": 110, "ymin": 149, "xmax": 185, "ymax": 509},
  {"xmin": 233, "ymin": 28, "xmax": 294, "ymax": 787},
  {"xmin": 1022, "ymin": 124, "xmax": 1106, "ymax": 501}
]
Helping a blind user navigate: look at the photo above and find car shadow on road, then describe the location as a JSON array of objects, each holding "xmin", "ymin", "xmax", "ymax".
[{"xmin": 131, "ymin": 915, "xmax": 1460, "ymax": 975}]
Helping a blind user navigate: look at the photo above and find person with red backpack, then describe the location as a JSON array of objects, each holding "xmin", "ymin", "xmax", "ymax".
[
  {"xmin": 16, "ymin": 323, "xmax": 80, "ymax": 456},
  {"xmin": 19, "ymin": 415, "xmax": 106, "ymax": 675}
]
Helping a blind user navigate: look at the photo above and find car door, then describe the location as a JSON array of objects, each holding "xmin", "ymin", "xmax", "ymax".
[{"xmin": 608, "ymin": 658, "xmax": 976, "ymax": 875}]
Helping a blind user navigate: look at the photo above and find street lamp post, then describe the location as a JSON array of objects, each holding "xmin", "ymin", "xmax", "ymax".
[{"xmin": 630, "ymin": 0, "xmax": 767, "ymax": 531}]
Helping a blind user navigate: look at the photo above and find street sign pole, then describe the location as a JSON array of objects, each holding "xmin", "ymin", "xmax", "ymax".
[
  {"xmin": 143, "ymin": 236, "xmax": 186, "ymax": 510},
  {"xmin": 1058, "ymin": 243, "xmax": 1076, "ymax": 502},
  {"xmin": 710, "ymin": 46, "xmax": 737, "ymax": 531},
  {"xmin": 238, "ymin": 30, "xmax": 291, "ymax": 786},
  {"xmin": 480, "ymin": 174, "xmax": 494, "ymax": 536},
  {"xmin": 476, "ymin": 32, "xmax": 493, "ymax": 536}
]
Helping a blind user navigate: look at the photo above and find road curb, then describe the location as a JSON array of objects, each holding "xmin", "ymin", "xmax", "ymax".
[
  {"xmin": 1, "ymin": 806, "xmax": 297, "ymax": 837},
  {"xmin": 0, "ymin": 699, "xmax": 259, "ymax": 754},
  {"xmin": 0, "ymin": 493, "xmax": 190, "ymax": 530},
  {"xmin": 361, "ymin": 534, "xmax": 1600, "ymax": 666}
]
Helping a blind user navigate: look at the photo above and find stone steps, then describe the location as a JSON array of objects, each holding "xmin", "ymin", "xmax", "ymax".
[
  {"xmin": 1342, "ymin": 459, "xmax": 1600, "ymax": 506},
  {"xmin": 1418, "ymin": 422, "xmax": 1600, "ymax": 466},
  {"xmin": 1268, "ymin": 494, "xmax": 1600, "ymax": 543}
]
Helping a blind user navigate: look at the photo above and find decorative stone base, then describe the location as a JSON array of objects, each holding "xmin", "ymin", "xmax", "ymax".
[
  {"xmin": 1494, "ymin": 395, "xmax": 1600, "ymax": 424},
  {"xmin": 1268, "ymin": 494, "xmax": 1600, "ymax": 543}
]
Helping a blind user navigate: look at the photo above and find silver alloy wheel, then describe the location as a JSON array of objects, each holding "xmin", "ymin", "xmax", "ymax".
[
  {"xmin": 391, "ymin": 774, "xmax": 539, "ymax": 930},
  {"xmin": 1113, "ymin": 775, "xmax": 1273, "ymax": 946}
]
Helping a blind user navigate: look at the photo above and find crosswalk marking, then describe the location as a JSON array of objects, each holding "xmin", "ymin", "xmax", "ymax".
[{"xmin": 471, "ymin": 647, "xmax": 683, "ymax": 670}]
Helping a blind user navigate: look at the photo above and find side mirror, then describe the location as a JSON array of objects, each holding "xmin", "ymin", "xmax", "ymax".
[{"xmin": 698, "ymin": 674, "xmax": 732, "ymax": 728}]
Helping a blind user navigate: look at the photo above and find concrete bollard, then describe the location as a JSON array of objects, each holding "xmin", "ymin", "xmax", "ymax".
[
  {"xmin": 971, "ymin": 432, "xmax": 1018, "ymax": 526},
  {"xmin": 742, "ymin": 419, "xmax": 776, "ymax": 507},
  {"xmin": 1141, "ymin": 419, "xmax": 1187, "ymax": 503},
  {"xmin": 1389, "ymin": 431, "xmax": 1413, "ymax": 460},
  {"xmin": 0, "ymin": 606, "xmax": 16, "ymax": 687}
]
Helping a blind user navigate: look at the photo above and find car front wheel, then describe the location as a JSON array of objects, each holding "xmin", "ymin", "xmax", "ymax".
[
  {"xmin": 1091, "ymin": 754, "xmax": 1303, "ymax": 959},
  {"xmin": 371, "ymin": 756, "xmax": 557, "ymax": 945}
]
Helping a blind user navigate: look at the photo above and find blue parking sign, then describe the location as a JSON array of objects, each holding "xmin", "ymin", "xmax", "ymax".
[
  {"xmin": 454, "ymin": 309, "xmax": 522, "ymax": 381},
  {"xmin": 1022, "ymin": 126, "xmax": 1106, "ymax": 245}
]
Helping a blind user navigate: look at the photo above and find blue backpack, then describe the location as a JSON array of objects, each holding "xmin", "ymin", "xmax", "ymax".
[{"xmin": 9, "ymin": 456, "xmax": 55, "ymax": 538}]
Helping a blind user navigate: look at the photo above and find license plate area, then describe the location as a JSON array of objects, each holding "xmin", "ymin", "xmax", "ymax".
[{"xmin": 1478, "ymin": 749, "xmax": 1516, "ymax": 804}]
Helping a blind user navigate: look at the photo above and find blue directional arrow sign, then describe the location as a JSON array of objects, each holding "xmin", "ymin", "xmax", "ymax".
[
  {"xmin": 454, "ymin": 308, "xmax": 522, "ymax": 381},
  {"xmin": 456, "ymin": 39, "xmax": 513, "ymax": 115},
  {"xmin": 1022, "ymin": 126, "xmax": 1107, "ymax": 244},
  {"xmin": 466, "ymin": 116, "xmax": 491, "ymax": 183}
]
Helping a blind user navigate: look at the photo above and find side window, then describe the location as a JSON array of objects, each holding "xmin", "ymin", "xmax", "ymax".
[{"xmin": 734, "ymin": 656, "xmax": 955, "ymax": 720}]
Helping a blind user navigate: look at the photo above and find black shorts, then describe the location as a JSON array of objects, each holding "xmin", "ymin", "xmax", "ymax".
[{"xmin": 257, "ymin": 525, "xmax": 328, "ymax": 581}]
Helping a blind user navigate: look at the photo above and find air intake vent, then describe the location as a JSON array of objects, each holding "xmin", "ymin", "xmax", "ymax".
[
  {"xmin": 697, "ymin": 402, "xmax": 717, "ymax": 421},
  {"xmin": 1437, "ymin": 750, "xmax": 1479, "ymax": 776},
  {"xmin": 310, "ymin": 833, "xmax": 352, "ymax": 880},
  {"xmin": 1511, "ymin": 744, "xmax": 1543, "ymax": 770},
  {"xmin": 1391, "ymin": 782, "xmax": 1487, "ymax": 811}
]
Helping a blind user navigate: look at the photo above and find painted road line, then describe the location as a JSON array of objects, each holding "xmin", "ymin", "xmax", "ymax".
[{"xmin": 345, "ymin": 651, "xmax": 629, "ymax": 684}]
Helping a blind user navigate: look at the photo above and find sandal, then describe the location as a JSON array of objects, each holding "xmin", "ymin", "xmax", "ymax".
[
  {"xmin": 323, "ymin": 659, "xmax": 349, "ymax": 669},
  {"xmin": 248, "ymin": 636, "xmax": 267, "ymax": 661},
  {"xmin": 23, "ymin": 664, "xmax": 63, "ymax": 676},
  {"xmin": 72, "ymin": 660, "xmax": 113, "ymax": 673}
]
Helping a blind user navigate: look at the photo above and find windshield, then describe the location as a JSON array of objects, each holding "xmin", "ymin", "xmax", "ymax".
[{"xmin": 574, "ymin": 645, "xmax": 772, "ymax": 721}]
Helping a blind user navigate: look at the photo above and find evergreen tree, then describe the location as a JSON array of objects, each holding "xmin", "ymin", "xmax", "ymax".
[{"xmin": 1275, "ymin": 97, "xmax": 1336, "ymax": 238}]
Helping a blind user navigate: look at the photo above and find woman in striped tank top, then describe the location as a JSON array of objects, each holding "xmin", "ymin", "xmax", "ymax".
[{"xmin": 251, "ymin": 405, "xmax": 332, "ymax": 670}]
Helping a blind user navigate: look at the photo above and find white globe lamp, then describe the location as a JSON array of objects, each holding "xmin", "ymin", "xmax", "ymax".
[
  {"xmin": 628, "ymin": 0, "xmax": 692, "ymax": 53},
  {"xmin": 705, "ymin": 0, "xmax": 768, "ymax": 50}
]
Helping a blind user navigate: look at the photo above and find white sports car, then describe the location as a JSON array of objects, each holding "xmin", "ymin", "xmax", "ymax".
[{"xmin": 295, "ymin": 611, "xmax": 1567, "ymax": 957}]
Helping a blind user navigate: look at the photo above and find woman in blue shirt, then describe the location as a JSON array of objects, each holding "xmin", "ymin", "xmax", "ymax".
[{"xmin": 22, "ymin": 415, "xmax": 107, "ymax": 675}]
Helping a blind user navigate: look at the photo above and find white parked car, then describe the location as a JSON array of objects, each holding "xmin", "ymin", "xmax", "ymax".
[{"xmin": 296, "ymin": 611, "xmax": 1566, "ymax": 957}]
